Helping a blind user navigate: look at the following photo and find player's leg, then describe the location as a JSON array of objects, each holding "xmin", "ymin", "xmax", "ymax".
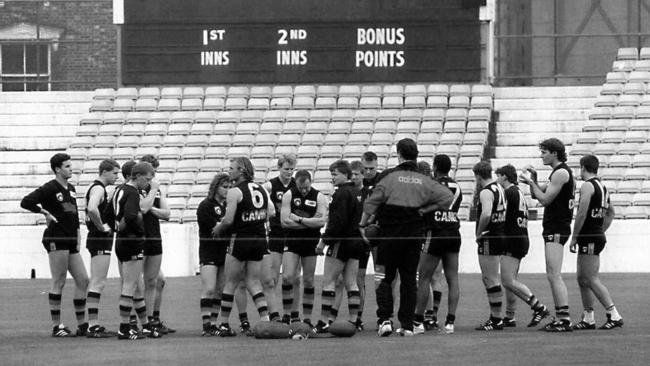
[
  {"xmin": 331, "ymin": 274, "xmax": 344, "ymax": 321},
  {"xmin": 501, "ymin": 255, "xmax": 549, "ymax": 327},
  {"xmin": 576, "ymin": 253, "xmax": 623, "ymax": 329},
  {"xmin": 425, "ymin": 261, "xmax": 444, "ymax": 330},
  {"xmin": 150, "ymin": 270, "xmax": 175, "ymax": 333},
  {"xmin": 261, "ymin": 253, "xmax": 281, "ymax": 321},
  {"xmin": 355, "ymin": 252, "xmax": 368, "ymax": 330},
  {"xmin": 217, "ymin": 253, "xmax": 245, "ymax": 336},
  {"xmin": 441, "ymin": 252, "xmax": 460, "ymax": 334},
  {"xmin": 477, "ymin": 254, "xmax": 504, "ymax": 330},
  {"xmin": 87, "ymin": 252, "xmax": 111, "ymax": 333},
  {"xmin": 414, "ymin": 252, "xmax": 440, "ymax": 333},
  {"xmin": 543, "ymin": 240, "xmax": 572, "ymax": 330},
  {"xmin": 200, "ymin": 264, "xmax": 218, "ymax": 335},
  {"xmin": 301, "ymin": 255, "xmax": 317, "ymax": 326},
  {"xmin": 244, "ymin": 259, "xmax": 270, "ymax": 322},
  {"xmin": 395, "ymin": 238, "xmax": 420, "ymax": 335},
  {"xmin": 281, "ymin": 251, "xmax": 301, "ymax": 322},
  {"xmin": 142, "ymin": 254, "xmax": 162, "ymax": 325},
  {"xmin": 67, "ymin": 252, "xmax": 90, "ymax": 335},
  {"xmin": 316, "ymin": 255, "xmax": 345, "ymax": 332},
  {"xmin": 118, "ymin": 258, "xmax": 146, "ymax": 339},
  {"xmin": 235, "ymin": 279, "xmax": 252, "ymax": 335},
  {"xmin": 48, "ymin": 250, "xmax": 71, "ymax": 336},
  {"xmin": 342, "ymin": 259, "xmax": 361, "ymax": 323}
]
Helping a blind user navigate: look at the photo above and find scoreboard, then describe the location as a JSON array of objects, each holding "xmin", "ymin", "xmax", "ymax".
[{"xmin": 120, "ymin": 0, "xmax": 482, "ymax": 84}]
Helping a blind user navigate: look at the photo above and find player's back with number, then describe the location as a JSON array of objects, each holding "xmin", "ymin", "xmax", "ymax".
[
  {"xmin": 232, "ymin": 180, "xmax": 269, "ymax": 237},
  {"xmin": 543, "ymin": 162, "xmax": 575, "ymax": 234}
]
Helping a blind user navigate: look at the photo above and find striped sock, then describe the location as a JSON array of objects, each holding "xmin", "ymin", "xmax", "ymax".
[
  {"xmin": 424, "ymin": 309, "xmax": 435, "ymax": 321},
  {"xmin": 152, "ymin": 310, "xmax": 160, "ymax": 321},
  {"xmin": 303, "ymin": 287, "xmax": 315, "ymax": 318},
  {"xmin": 347, "ymin": 290, "xmax": 361, "ymax": 321},
  {"xmin": 119, "ymin": 295, "xmax": 134, "ymax": 324},
  {"xmin": 87, "ymin": 292, "xmax": 101, "ymax": 326},
  {"xmin": 321, "ymin": 290, "xmax": 335, "ymax": 321},
  {"xmin": 211, "ymin": 298, "xmax": 221, "ymax": 323},
  {"xmin": 49, "ymin": 293, "xmax": 62, "ymax": 326},
  {"xmin": 133, "ymin": 298, "xmax": 147, "ymax": 324},
  {"xmin": 282, "ymin": 284, "xmax": 294, "ymax": 315},
  {"xmin": 239, "ymin": 312, "xmax": 248, "ymax": 323},
  {"xmin": 73, "ymin": 298, "xmax": 86, "ymax": 324},
  {"xmin": 252, "ymin": 292, "xmax": 269, "ymax": 320},
  {"xmin": 555, "ymin": 305, "xmax": 570, "ymax": 322},
  {"xmin": 486, "ymin": 285, "xmax": 503, "ymax": 319},
  {"xmin": 200, "ymin": 298, "xmax": 212, "ymax": 324},
  {"xmin": 220, "ymin": 293, "xmax": 234, "ymax": 323},
  {"xmin": 432, "ymin": 291, "xmax": 442, "ymax": 315}
]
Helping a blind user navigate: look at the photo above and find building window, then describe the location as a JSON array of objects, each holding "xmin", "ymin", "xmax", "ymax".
[{"xmin": 0, "ymin": 43, "xmax": 50, "ymax": 91}]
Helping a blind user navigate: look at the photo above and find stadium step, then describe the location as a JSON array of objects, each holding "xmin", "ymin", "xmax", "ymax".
[
  {"xmin": 0, "ymin": 175, "xmax": 52, "ymax": 188},
  {"xmin": 0, "ymin": 151, "xmax": 58, "ymax": 164},
  {"xmin": 494, "ymin": 146, "xmax": 543, "ymax": 159},
  {"xmin": 0, "ymin": 200, "xmax": 22, "ymax": 213},
  {"xmin": 0, "ymin": 114, "xmax": 81, "ymax": 126},
  {"xmin": 497, "ymin": 109, "xmax": 589, "ymax": 122},
  {"xmin": 0, "ymin": 137, "xmax": 72, "ymax": 151},
  {"xmin": 496, "ymin": 132, "xmax": 580, "ymax": 146},
  {"xmin": 0, "ymin": 213, "xmax": 41, "ymax": 226},
  {"xmin": 0, "ymin": 126, "xmax": 73, "ymax": 138},
  {"xmin": 494, "ymin": 98, "xmax": 596, "ymax": 111},
  {"xmin": 0, "ymin": 91, "xmax": 93, "ymax": 103},
  {"xmin": 494, "ymin": 86, "xmax": 601, "ymax": 99},
  {"xmin": 497, "ymin": 121, "xmax": 585, "ymax": 134},
  {"xmin": 1, "ymin": 102, "xmax": 90, "ymax": 115},
  {"xmin": 0, "ymin": 163, "xmax": 52, "ymax": 176}
]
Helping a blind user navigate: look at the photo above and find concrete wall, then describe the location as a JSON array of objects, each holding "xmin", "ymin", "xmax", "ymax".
[{"xmin": 1, "ymin": 219, "xmax": 647, "ymax": 279}]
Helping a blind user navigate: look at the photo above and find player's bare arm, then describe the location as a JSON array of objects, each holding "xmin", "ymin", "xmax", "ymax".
[
  {"xmin": 297, "ymin": 193, "xmax": 328, "ymax": 229},
  {"xmin": 149, "ymin": 189, "xmax": 171, "ymax": 221},
  {"xmin": 280, "ymin": 190, "xmax": 304, "ymax": 230},
  {"xmin": 87, "ymin": 185, "xmax": 110, "ymax": 232},
  {"xmin": 570, "ymin": 182, "xmax": 593, "ymax": 252},
  {"xmin": 476, "ymin": 189, "xmax": 494, "ymax": 240},
  {"xmin": 521, "ymin": 168, "xmax": 568, "ymax": 207},
  {"xmin": 214, "ymin": 187, "xmax": 241, "ymax": 237},
  {"xmin": 140, "ymin": 178, "xmax": 160, "ymax": 213}
]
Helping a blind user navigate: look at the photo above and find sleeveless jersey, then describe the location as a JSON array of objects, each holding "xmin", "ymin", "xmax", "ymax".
[
  {"xmin": 504, "ymin": 185, "xmax": 529, "ymax": 242},
  {"xmin": 542, "ymin": 163, "xmax": 575, "ymax": 234},
  {"xmin": 285, "ymin": 186, "xmax": 321, "ymax": 241},
  {"xmin": 579, "ymin": 177, "xmax": 609, "ymax": 240},
  {"xmin": 140, "ymin": 185, "xmax": 162, "ymax": 241},
  {"xmin": 476, "ymin": 181, "xmax": 506, "ymax": 237},
  {"xmin": 232, "ymin": 180, "xmax": 269, "ymax": 236},
  {"xmin": 425, "ymin": 176, "xmax": 462, "ymax": 232},
  {"xmin": 85, "ymin": 180, "xmax": 108, "ymax": 234},
  {"xmin": 268, "ymin": 177, "xmax": 295, "ymax": 231}
]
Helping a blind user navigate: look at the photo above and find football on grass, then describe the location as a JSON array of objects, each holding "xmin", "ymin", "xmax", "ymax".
[
  {"xmin": 253, "ymin": 321, "xmax": 291, "ymax": 339},
  {"xmin": 328, "ymin": 321, "xmax": 356, "ymax": 337}
]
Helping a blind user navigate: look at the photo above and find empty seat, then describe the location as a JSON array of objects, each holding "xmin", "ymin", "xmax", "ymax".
[
  {"xmin": 617, "ymin": 47, "xmax": 638, "ymax": 60},
  {"xmin": 622, "ymin": 206, "xmax": 648, "ymax": 219},
  {"xmin": 457, "ymin": 156, "xmax": 480, "ymax": 169},
  {"xmin": 93, "ymin": 136, "xmax": 117, "ymax": 148},
  {"xmin": 147, "ymin": 111, "xmax": 169, "ymax": 124},
  {"xmin": 351, "ymin": 121, "xmax": 374, "ymax": 134},
  {"xmin": 370, "ymin": 133, "xmax": 394, "ymax": 146},
  {"xmin": 181, "ymin": 98, "xmax": 203, "ymax": 111},
  {"xmin": 582, "ymin": 119, "xmax": 606, "ymax": 131},
  {"xmin": 226, "ymin": 146, "xmax": 251, "ymax": 157},
  {"xmin": 611, "ymin": 60, "xmax": 635, "ymax": 72},
  {"xmin": 303, "ymin": 121, "xmax": 328, "ymax": 134},
  {"xmin": 293, "ymin": 97, "xmax": 315, "ymax": 109},
  {"xmin": 144, "ymin": 123, "xmax": 168, "ymax": 136},
  {"xmin": 173, "ymin": 171, "xmax": 197, "ymax": 184},
  {"xmin": 471, "ymin": 84, "xmax": 493, "ymax": 96},
  {"xmin": 331, "ymin": 110, "xmax": 354, "ymax": 123},
  {"xmin": 135, "ymin": 98, "xmax": 158, "ymax": 112},
  {"xmin": 217, "ymin": 111, "xmax": 241, "ymax": 124},
  {"xmin": 317, "ymin": 157, "xmax": 339, "ymax": 170},
  {"xmin": 605, "ymin": 72, "xmax": 627, "ymax": 83},
  {"xmin": 249, "ymin": 86, "xmax": 271, "ymax": 99},
  {"xmin": 632, "ymin": 192, "xmax": 650, "ymax": 205},
  {"xmin": 427, "ymin": 84, "xmax": 449, "ymax": 97},
  {"xmin": 323, "ymin": 134, "xmax": 348, "ymax": 146},
  {"xmin": 623, "ymin": 82, "xmax": 645, "ymax": 95},
  {"xmin": 636, "ymin": 106, "xmax": 650, "ymax": 118},
  {"xmin": 470, "ymin": 96, "xmax": 493, "ymax": 109},
  {"xmin": 278, "ymin": 134, "xmax": 303, "ymax": 146},
  {"xmin": 103, "ymin": 111, "xmax": 126, "ymax": 124},
  {"xmin": 347, "ymin": 133, "xmax": 371, "ymax": 145},
  {"xmin": 93, "ymin": 88, "xmax": 115, "ymax": 100},
  {"xmin": 607, "ymin": 154, "xmax": 632, "ymax": 167},
  {"xmin": 449, "ymin": 84, "xmax": 470, "ymax": 96},
  {"xmin": 270, "ymin": 97, "xmax": 292, "ymax": 109},
  {"xmin": 297, "ymin": 145, "xmax": 321, "ymax": 158},
  {"xmin": 342, "ymin": 145, "xmax": 367, "ymax": 158},
  {"xmin": 394, "ymin": 121, "xmax": 419, "ymax": 134},
  {"xmin": 182, "ymin": 86, "xmax": 204, "ymax": 99},
  {"xmin": 600, "ymin": 131, "xmax": 625, "ymax": 143},
  {"xmin": 624, "ymin": 130, "xmax": 648, "ymax": 143},
  {"xmin": 90, "ymin": 99, "xmax": 113, "ymax": 112},
  {"xmin": 315, "ymin": 85, "xmax": 338, "ymax": 98},
  {"xmin": 225, "ymin": 98, "xmax": 247, "ymax": 110},
  {"xmin": 203, "ymin": 97, "xmax": 225, "ymax": 110},
  {"xmin": 76, "ymin": 125, "xmax": 99, "ymax": 137},
  {"xmin": 180, "ymin": 147, "xmax": 205, "ymax": 160},
  {"xmin": 374, "ymin": 121, "xmax": 397, "ymax": 134},
  {"xmin": 339, "ymin": 97, "xmax": 360, "ymax": 109},
  {"xmin": 594, "ymin": 94, "xmax": 617, "ymax": 107},
  {"xmin": 377, "ymin": 109, "xmax": 400, "ymax": 122},
  {"xmin": 600, "ymin": 83, "xmax": 623, "ymax": 95},
  {"xmin": 121, "ymin": 124, "xmax": 145, "ymax": 136},
  {"xmin": 315, "ymin": 97, "xmax": 336, "ymax": 109},
  {"xmin": 255, "ymin": 134, "xmax": 278, "ymax": 146},
  {"xmin": 338, "ymin": 85, "xmax": 361, "ymax": 98},
  {"xmin": 239, "ymin": 111, "xmax": 262, "ymax": 124},
  {"xmin": 588, "ymin": 107, "xmax": 611, "ymax": 119},
  {"xmin": 445, "ymin": 109, "xmax": 468, "ymax": 122},
  {"xmin": 353, "ymin": 109, "xmax": 378, "ymax": 122},
  {"xmin": 134, "ymin": 146, "xmax": 159, "ymax": 159},
  {"xmin": 79, "ymin": 112, "xmax": 104, "ymax": 125},
  {"xmin": 188, "ymin": 123, "xmax": 212, "ymax": 135},
  {"xmin": 417, "ymin": 132, "xmax": 441, "ymax": 145},
  {"xmin": 600, "ymin": 167, "xmax": 625, "ymax": 180},
  {"xmin": 611, "ymin": 106, "xmax": 634, "ymax": 119},
  {"xmin": 250, "ymin": 146, "xmax": 274, "ymax": 159},
  {"xmin": 167, "ymin": 197, "xmax": 188, "ymax": 210},
  {"xmin": 248, "ymin": 98, "xmax": 269, "ymax": 110},
  {"xmin": 617, "ymin": 180, "xmax": 641, "ymax": 193},
  {"xmin": 227, "ymin": 86, "xmax": 249, "ymax": 98},
  {"xmin": 637, "ymin": 59, "xmax": 650, "ymax": 70},
  {"xmin": 160, "ymin": 87, "xmax": 182, "ymax": 99},
  {"xmin": 404, "ymin": 96, "xmax": 426, "ymax": 109},
  {"xmin": 619, "ymin": 142, "xmax": 642, "ymax": 155},
  {"xmin": 426, "ymin": 96, "xmax": 448, "ymax": 108},
  {"xmin": 592, "ymin": 143, "xmax": 617, "ymax": 155},
  {"xmin": 609, "ymin": 193, "xmax": 633, "ymax": 206},
  {"xmin": 167, "ymin": 185, "xmax": 191, "ymax": 198},
  {"xmin": 404, "ymin": 84, "xmax": 426, "ymax": 97},
  {"xmin": 618, "ymin": 94, "xmax": 640, "ymax": 106},
  {"xmin": 115, "ymin": 135, "xmax": 140, "ymax": 148},
  {"xmin": 168, "ymin": 123, "xmax": 191, "ymax": 135},
  {"xmin": 464, "ymin": 132, "xmax": 487, "ymax": 145},
  {"xmin": 444, "ymin": 121, "xmax": 466, "ymax": 133},
  {"xmin": 640, "ymin": 47, "xmax": 650, "ymax": 60},
  {"xmin": 467, "ymin": 120, "xmax": 489, "ymax": 133},
  {"xmin": 208, "ymin": 133, "xmax": 231, "ymax": 146},
  {"xmin": 158, "ymin": 146, "xmax": 182, "ymax": 159},
  {"xmin": 157, "ymin": 99, "xmax": 181, "ymax": 111},
  {"xmin": 271, "ymin": 85, "xmax": 293, "ymax": 98},
  {"xmin": 440, "ymin": 132, "xmax": 464, "ymax": 145},
  {"xmin": 449, "ymin": 95, "xmax": 469, "ymax": 109},
  {"xmin": 112, "ymin": 147, "xmax": 135, "ymax": 160},
  {"xmin": 329, "ymin": 121, "xmax": 352, "ymax": 134},
  {"xmin": 231, "ymin": 134, "xmax": 256, "ymax": 146},
  {"xmin": 423, "ymin": 108, "xmax": 445, "ymax": 122},
  {"xmin": 295, "ymin": 157, "xmax": 317, "ymax": 171},
  {"xmin": 625, "ymin": 168, "xmax": 648, "ymax": 180},
  {"xmin": 262, "ymin": 110, "xmax": 287, "ymax": 123},
  {"xmin": 382, "ymin": 97, "xmax": 403, "ymax": 109},
  {"xmin": 632, "ymin": 154, "xmax": 650, "ymax": 167},
  {"xmin": 205, "ymin": 86, "xmax": 227, "ymax": 99},
  {"xmin": 320, "ymin": 145, "xmax": 343, "ymax": 158},
  {"xmin": 293, "ymin": 85, "xmax": 316, "ymax": 98}
]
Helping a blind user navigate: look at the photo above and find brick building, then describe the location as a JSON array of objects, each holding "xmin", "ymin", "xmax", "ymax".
[{"xmin": 0, "ymin": 0, "xmax": 116, "ymax": 91}]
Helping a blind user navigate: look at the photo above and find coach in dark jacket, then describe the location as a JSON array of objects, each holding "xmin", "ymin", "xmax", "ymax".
[{"xmin": 360, "ymin": 138, "xmax": 453, "ymax": 336}]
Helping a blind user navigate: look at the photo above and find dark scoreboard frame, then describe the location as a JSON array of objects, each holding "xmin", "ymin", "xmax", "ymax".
[{"xmin": 121, "ymin": 0, "xmax": 482, "ymax": 84}]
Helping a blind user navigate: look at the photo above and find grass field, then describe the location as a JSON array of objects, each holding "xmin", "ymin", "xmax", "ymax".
[{"xmin": 0, "ymin": 273, "xmax": 647, "ymax": 366}]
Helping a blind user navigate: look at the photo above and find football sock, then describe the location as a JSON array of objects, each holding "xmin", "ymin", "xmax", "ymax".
[
  {"xmin": 119, "ymin": 295, "xmax": 134, "ymax": 324},
  {"xmin": 446, "ymin": 314, "xmax": 456, "ymax": 325},
  {"xmin": 239, "ymin": 312, "xmax": 248, "ymax": 323},
  {"xmin": 527, "ymin": 294, "xmax": 544, "ymax": 311},
  {"xmin": 252, "ymin": 292, "xmax": 269, "ymax": 320},
  {"xmin": 582, "ymin": 308, "xmax": 595, "ymax": 323},
  {"xmin": 87, "ymin": 291, "xmax": 100, "ymax": 326},
  {"xmin": 282, "ymin": 284, "xmax": 293, "ymax": 315},
  {"xmin": 555, "ymin": 305, "xmax": 570, "ymax": 322},
  {"xmin": 220, "ymin": 293, "xmax": 234, "ymax": 322},
  {"xmin": 73, "ymin": 298, "xmax": 86, "ymax": 325},
  {"xmin": 486, "ymin": 285, "xmax": 503, "ymax": 318},
  {"xmin": 133, "ymin": 298, "xmax": 147, "ymax": 324},
  {"xmin": 432, "ymin": 291, "xmax": 442, "ymax": 315},
  {"xmin": 414, "ymin": 314, "xmax": 425, "ymax": 323},
  {"xmin": 200, "ymin": 298, "xmax": 212, "ymax": 324},
  {"xmin": 303, "ymin": 287, "xmax": 315, "ymax": 318},
  {"xmin": 424, "ymin": 309, "xmax": 435, "ymax": 321},
  {"xmin": 152, "ymin": 310, "xmax": 160, "ymax": 321},
  {"xmin": 321, "ymin": 290, "xmax": 335, "ymax": 321},
  {"xmin": 347, "ymin": 290, "xmax": 360, "ymax": 321},
  {"xmin": 605, "ymin": 305, "xmax": 621, "ymax": 321},
  {"xmin": 49, "ymin": 293, "xmax": 62, "ymax": 326},
  {"xmin": 211, "ymin": 298, "xmax": 221, "ymax": 323}
]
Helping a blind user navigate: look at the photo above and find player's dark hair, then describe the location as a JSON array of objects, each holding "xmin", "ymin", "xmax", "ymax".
[
  {"xmin": 277, "ymin": 153, "xmax": 297, "ymax": 168},
  {"xmin": 396, "ymin": 138, "xmax": 419, "ymax": 161},
  {"xmin": 539, "ymin": 138, "xmax": 567, "ymax": 162},
  {"xmin": 132, "ymin": 162, "xmax": 155, "ymax": 178},
  {"xmin": 329, "ymin": 159, "xmax": 352, "ymax": 179},
  {"xmin": 580, "ymin": 154, "xmax": 599, "ymax": 174},
  {"xmin": 98, "ymin": 159, "xmax": 120, "ymax": 175},
  {"xmin": 417, "ymin": 161, "xmax": 432, "ymax": 177},
  {"xmin": 121, "ymin": 160, "xmax": 137, "ymax": 179},
  {"xmin": 232, "ymin": 157, "xmax": 255, "ymax": 181},
  {"xmin": 350, "ymin": 160, "xmax": 364, "ymax": 172},
  {"xmin": 295, "ymin": 169, "xmax": 312, "ymax": 183},
  {"xmin": 362, "ymin": 151, "xmax": 378, "ymax": 162},
  {"xmin": 433, "ymin": 154, "xmax": 452, "ymax": 174},
  {"xmin": 50, "ymin": 153, "xmax": 71, "ymax": 173},
  {"xmin": 496, "ymin": 164, "xmax": 518, "ymax": 184},
  {"xmin": 140, "ymin": 154, "xmax": 160, "ymax": 169},
  {"xmin": 208, "ymin": 173, "xmax": 231, "ymax": 200},
  {"xmin": 472, "ymin": 161, "xmax": 492, "ymax": 180}
]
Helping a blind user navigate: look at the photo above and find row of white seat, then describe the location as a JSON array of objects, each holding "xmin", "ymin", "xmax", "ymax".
[
  {"xmin": 589, "ymin": 106, "xmax": 650, "ymax": 119},
  {"xmin": 92, "ymin": 84, "xmax": 494, "ymax": 101}
]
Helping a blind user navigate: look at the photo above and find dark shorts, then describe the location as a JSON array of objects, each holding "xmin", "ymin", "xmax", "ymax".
[
  {"xmin": 199, "ymin": 241, "xmax": 228, "ymax": 266},
  {"xmin": 268, "ymin": 228, "xmax": 286, "ymax": 254},
  {"xmin": 143, "ymin": 238, "xmax": 163, "ymax": 256},
  {"xmin": 326, "ymin": 240, "xmax": 363, "ymax": 262},
  {"xmin": 542, "ymin": 231, "xmax": 570, "ymax": 246},
  {"xmin": 86, "ymin": 231, "xmax": 113, "ymax": 257},
  {"xmin": 422, "ymin": 229, "xmax": 461, "ymax": 257},
  {"xmin": 577, "ymin": 237, "xmax": 607, "ymax": 256},
  {"xmin": 376, "ymin": 224, "xmax": 424, "ymax": 266},
  {"xmin": 358, "ymin": 246, "xmax": 371, "ymax": 269},
  {"xmin": 503, "ymin": 237, "xmax": 530, "ymax": 260},
  {"xmin": 42, "ymin": 238, "xmax": 79, "ymax": 254},
  {"xmin": 477, "ymin": 236, "xmax": 506, "ymax": 256},
  {"xmin": 285, "ymin": 237, "xmax": 319, "ymax": 258},
  {"xmin": 228, "ymin": 233, "xmax": 267, "ymax": 262},
  {"xmin": 115, "ymin": 235, "xmax": 144, "ymax": 262}
]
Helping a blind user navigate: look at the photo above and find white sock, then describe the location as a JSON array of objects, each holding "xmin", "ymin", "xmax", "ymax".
[
  {"xmin": 606, "ymin": 305, "xmax": 622, "ymax": 321},
  {"xmin": 583, "ymin": 309, "xmax": 595, "ymax": 324}
]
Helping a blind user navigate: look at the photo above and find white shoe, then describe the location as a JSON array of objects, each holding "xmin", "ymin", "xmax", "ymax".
[
  {"xmin": 441, "ymin": 323, "xmax": 454, "ymax": 334},
  {"xmin": 413, "ymin": 323, "xmax": 425, "ymax": 335},
  {"xmin": 377, "ymin": 320, "xmax": 393, "ymax": 337},
  {"xmin": 396, "ymin": 328, "xmax": 414, "ymax": 337}
]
